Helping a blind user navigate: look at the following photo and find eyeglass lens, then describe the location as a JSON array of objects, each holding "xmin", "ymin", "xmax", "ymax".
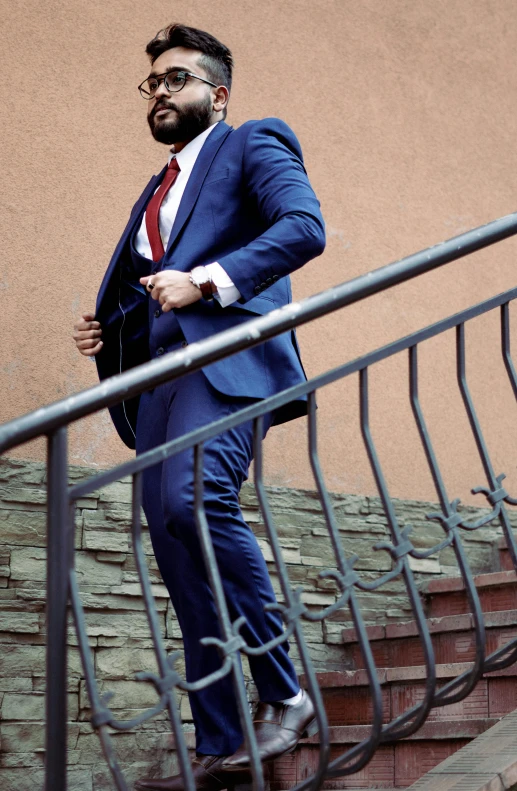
[{"xmin": 141, "ymin": 71, "xmax": 187, "ymax": 97}]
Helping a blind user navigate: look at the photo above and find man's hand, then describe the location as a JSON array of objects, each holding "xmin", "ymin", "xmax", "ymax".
[
  {"xmin": 140, "ymin": 271, "xmax": 202, "ymax": 311},
  {"xmin": 73, "ymin": 312, "xmax": 103, "ymax": 357}
]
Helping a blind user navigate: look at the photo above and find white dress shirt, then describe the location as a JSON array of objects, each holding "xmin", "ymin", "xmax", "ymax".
[{"xmin": 135, "ymin": 121, "xmax": 241, "ymax": 307}]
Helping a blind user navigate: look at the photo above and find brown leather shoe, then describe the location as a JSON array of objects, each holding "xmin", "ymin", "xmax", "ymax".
[
  {"xmin": 134, "ymin": 754, "xmax": 252, "ymax": 791},
  {"xmin": 221, "ymin": 690, "xmax": 317, "ymax": 770}
]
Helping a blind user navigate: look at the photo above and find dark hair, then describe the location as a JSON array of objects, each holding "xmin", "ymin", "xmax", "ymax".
[{"xmin": 146, "ymin": 23, "xmax": 233, "ymax": 100}]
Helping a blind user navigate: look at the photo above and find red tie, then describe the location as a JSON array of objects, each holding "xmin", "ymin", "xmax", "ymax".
[{"xmin": 145, "ymin": 158, "xmax": 181, "ymax": 261}]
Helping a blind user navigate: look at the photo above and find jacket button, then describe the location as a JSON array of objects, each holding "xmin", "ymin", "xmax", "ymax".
[
  {"xmin": 154, "ymin": 309, "xmax": 161, "ymax": 318},
  {"xmin": 266, "ymin": 278, "xmax": 273, "ymax": 286},
  {"xmin": 181, "ymin": 340, "xmax": 188, "ymax": 347},
  {"xmin": 261, "ymin": 282, "xmax": 267, "ymax": 289},
  {"xmin": 272, "ymin": 274, "xmax": 279, "ymax": 282},
  {"xmin": 254, "ymin": 286, "xmax": 262, "ymax": 295},
  {"xmin": 156, "ymin": 347, "xmax": 165, "ymax": 356}
]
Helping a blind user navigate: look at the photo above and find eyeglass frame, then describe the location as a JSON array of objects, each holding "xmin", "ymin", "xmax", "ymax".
[{"xmin": 138, "ymin": 69, "xmax": 218, "ymax": 100}]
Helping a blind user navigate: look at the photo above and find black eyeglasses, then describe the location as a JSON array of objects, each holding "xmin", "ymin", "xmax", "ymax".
[{"xmin": 138, "ymin": 69, "xmax": 218, "ymax": 100}]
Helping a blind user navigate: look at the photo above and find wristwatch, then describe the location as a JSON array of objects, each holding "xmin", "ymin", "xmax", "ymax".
[{"xmin": 189, "ymin": 266, "xmax": 214, "ymax": 301}]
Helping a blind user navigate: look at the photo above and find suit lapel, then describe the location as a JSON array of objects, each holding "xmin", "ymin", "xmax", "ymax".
[
  {"xmin": 96, "ymin": 167, "xmax": 166, "ymax": 311},
  {"xmin": 164, "ymin": 121, "xmax": 233, "ymax": 256}
]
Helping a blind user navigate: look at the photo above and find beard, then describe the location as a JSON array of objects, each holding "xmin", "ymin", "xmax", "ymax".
[{"xmin": 148, "ymin": 93, "xmax": 213, "ymax": 145}]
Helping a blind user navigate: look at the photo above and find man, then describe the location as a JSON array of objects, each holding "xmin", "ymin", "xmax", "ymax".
[{"xmin": 73, "ymin": 23, "xmax": 325, "ymax": 791}]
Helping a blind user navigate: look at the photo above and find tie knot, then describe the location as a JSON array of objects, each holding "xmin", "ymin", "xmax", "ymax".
[{"xmin": 169, "ymin": 157, "xmax": 180, "ymax": 172}]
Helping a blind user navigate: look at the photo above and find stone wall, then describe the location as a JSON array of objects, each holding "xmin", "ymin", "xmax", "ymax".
[{"xmin": 0, "ymin": 457, "xmax": 512, "ymax": 790}]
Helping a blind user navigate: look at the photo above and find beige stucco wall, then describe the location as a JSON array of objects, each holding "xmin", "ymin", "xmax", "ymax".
[{"xmin": 2, "ymin": 0, "xmax": 517, "ymax": 505}]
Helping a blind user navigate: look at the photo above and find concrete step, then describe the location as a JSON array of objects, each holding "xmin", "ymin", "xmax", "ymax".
[
  {"xmin": 404, "ymin": 706, "xmax": 517, "ymax": 790},
  {"xmin": 341, "ymin": 609, "xmax": 517, "ymax": 669},
  {"xmin": 419, "ymin": 570, "xmax": 517, "ymax": 617}
]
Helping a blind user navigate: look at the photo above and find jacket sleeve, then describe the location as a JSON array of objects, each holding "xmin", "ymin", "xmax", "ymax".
[{"xmin": 216, "ymin": 118, "xmax": 326, "ymax": 303}]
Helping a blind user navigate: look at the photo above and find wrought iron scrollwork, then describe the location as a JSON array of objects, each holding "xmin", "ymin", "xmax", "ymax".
[{"xmin": 5, "ymin": 215, "xmax": 517, "ymax": 790}]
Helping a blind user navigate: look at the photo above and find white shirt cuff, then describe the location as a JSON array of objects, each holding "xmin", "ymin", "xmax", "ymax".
[{"xmin": 206, "ymin": 262, "xmax": 241, "ymax": 308}]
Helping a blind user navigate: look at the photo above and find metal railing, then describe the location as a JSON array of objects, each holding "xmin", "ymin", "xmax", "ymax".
[{"xmin": 2, "ymin": 212, "xmax": 517, "ymax": 791}]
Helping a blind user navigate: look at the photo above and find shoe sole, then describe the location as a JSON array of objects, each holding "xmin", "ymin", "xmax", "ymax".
[{"xmin": 223, "ymin": 718, "xmax": 320, "ymax": 774}]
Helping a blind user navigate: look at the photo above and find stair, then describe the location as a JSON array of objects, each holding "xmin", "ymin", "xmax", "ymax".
[{"xmin": 269, "ymin": 542, "xmax": 517, "ymax": 788}]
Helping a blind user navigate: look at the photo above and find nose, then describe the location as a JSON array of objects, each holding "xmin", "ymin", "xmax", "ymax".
[{"xmin": 154, "ymin": 78, "xmax": 171, "ymax": 101}]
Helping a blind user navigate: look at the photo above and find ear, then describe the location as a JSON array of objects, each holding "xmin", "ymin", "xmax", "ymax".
[{"xmin": 213, "ymin": 84, "xmax": 229, "ymax": 114}]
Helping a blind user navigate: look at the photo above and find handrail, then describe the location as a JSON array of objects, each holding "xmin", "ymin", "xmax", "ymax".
[{"xmin": 1, "ymin": 210, "xmax": 517, "ymax": 453}]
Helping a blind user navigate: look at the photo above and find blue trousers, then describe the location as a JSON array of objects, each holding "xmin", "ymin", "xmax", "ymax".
[{"xmin": 135, "ymin": 355, "xmax": 299, "ymax": 755}]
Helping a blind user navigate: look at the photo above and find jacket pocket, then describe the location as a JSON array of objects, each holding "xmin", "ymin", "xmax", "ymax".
[{"xmin": 204, "ymin": 167, "xmax": 230, "ymax": 185}]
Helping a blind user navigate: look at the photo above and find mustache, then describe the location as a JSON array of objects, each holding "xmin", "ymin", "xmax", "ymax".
[{"xmin": 151, "ymin": 101, "xmax": 179, "ymax": 119}]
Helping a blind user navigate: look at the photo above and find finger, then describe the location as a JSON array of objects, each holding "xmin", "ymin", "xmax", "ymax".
[
  {"xmin": 77, "ymin": 338, "xmax": 102, "ymax": 350},
  {"xmin": 140, "ymin": 276, "xmax": 155, "ymax": 291},
  {"xmin": 80, "ymin": 340, "xmax": 103, "ymax": 357},
  {"xmin": 74, "ymin": 320, "xmax": 101, "ymax": 332},
  {"xmin": 90, "ymin": 341, "xmax": 103, "ymax": 355},
  {"xmin": 73, "ymin": 329, "xmax": 102, "ymax": 341},
  {"xmin": 81, "ymin": 312, "xmax": 97, "ymax": 322}
]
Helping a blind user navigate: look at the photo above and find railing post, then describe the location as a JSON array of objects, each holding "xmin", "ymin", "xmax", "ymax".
[{"xmin": 45, "ymin": 427, "xmax": 69, "ymax": 791}]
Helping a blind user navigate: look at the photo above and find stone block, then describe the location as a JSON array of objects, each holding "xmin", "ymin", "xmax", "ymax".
[
  {"xmin": 0, "ymin": 678, "xmax": 32, "ymax": 693},
  {"xmin": 75, "ymin": 552, "xmax": 124, "ymax": 586},
  {"xmin": 240, "ymin": 508, "xmax": 262, "ymax": 524},
  {"xmin": 256, "ymin": 538, "xmax": 301, "ymax": 564},
  {"xmin": 180, "ymin": 695, "xmax": 193, "ymax": 721},
  {"xmin": 1, "ymin": 722, "xmax": 47, "ymax": 752},
  {"xmin": 408, "ymin": 556, "xmax": 441, "ymax": 574},
  {"xmin": 123, "ymin": 565, "xmax": 163, "ymax": 585},
  {"xmin": 0, "ymin": 460, "xmax": 46, "ymax": 486},
  {"xmin": 0, "ymin": 511, "xmax": 47, "ymax": 547},
  {"xmin": 95, "ymin": 647, "xmax": 160, "ymax": 680},
  {"xmin": 9, "ymin": 547, "xmax": 124, "ymax": 586},
  {"xmin": 166, "ymin": 605, "xmax": 183, "ymax": 640},
  {"xmin": 68, "ymin": 610, "xmax": 158, "ymax": 639},
  {"xmin": 79, "ymin": 678, "xmax": 161, "ymax": 711},
  {"xmin": 0, "ymin": 752, "xmax": 46, "ymax": 768},
  {"xmin": 8, "ymin": 547, "xmax": 47, "ymax": 582},
  {"xmin": 0, "ymin": 612, "xmax": 39, "ymax": 634},
  {"xmin": 83, "ymin": 530, "xmax": 129, "ymax": 553},
  {"xmin": 96, "ymin": 552, "xmax": 127, "ymax": 564},
  {"xmin": 0, "ymin": 768, "xmax": 47, "ymax": 791},
  {"xmin": 301, "ymin": 591, "xmax": 336, "ymax": 606},
  {"xmin": 111, "ymin": 583, "xmax": 169, "ymax": 598},
  {"xmin": 0, "ymin": 487, "xmax": 47, "ymax": 511},
  {"xmin": 1, "ymin": 692, "xmax": 79, "ymax": 721},
  {"xmin": 299, "ymin": 620, "xmax": 323, "ymax": 644},
  {"xmin": 78, "ymin": 591, "xmax": 167, "ymax": 613},
  {"xmin": 97, "ymin": 480, "xmax": 134, "ymax": 504},
  {"xmin": 323, "ymin": 620, "xmax": 346, "ymax": 645},
  {"xmin": 0, "ymin": 644, "xmax": 83, "ymax": 679}
]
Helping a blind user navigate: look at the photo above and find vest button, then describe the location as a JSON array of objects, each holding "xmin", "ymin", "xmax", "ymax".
[
  {"xmin": 254, "ymin": 286, "xmax": 262, "ymax": 295},
  {"xmin": 154, "ymin": 309, "xmax": 161, "ymax": 318},
  {"xmin": 156, "ymin": 347, "xmax": 165, "ymax": 356}
]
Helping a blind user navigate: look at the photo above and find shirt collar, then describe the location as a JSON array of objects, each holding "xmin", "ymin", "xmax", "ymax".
[{"xmin": 167, "ymin": 121, "xmax": 220, "ymax": 171}]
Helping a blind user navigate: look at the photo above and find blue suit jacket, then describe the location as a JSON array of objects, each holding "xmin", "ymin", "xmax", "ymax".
[{"xmin": 95, "ymin": 118, "xmax": 326, "ymax": 448}]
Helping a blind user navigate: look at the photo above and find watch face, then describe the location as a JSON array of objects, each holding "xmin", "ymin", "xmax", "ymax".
[{"xmin": 192, "ymin": 267, "xmax": 209, "ymax": 285}]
